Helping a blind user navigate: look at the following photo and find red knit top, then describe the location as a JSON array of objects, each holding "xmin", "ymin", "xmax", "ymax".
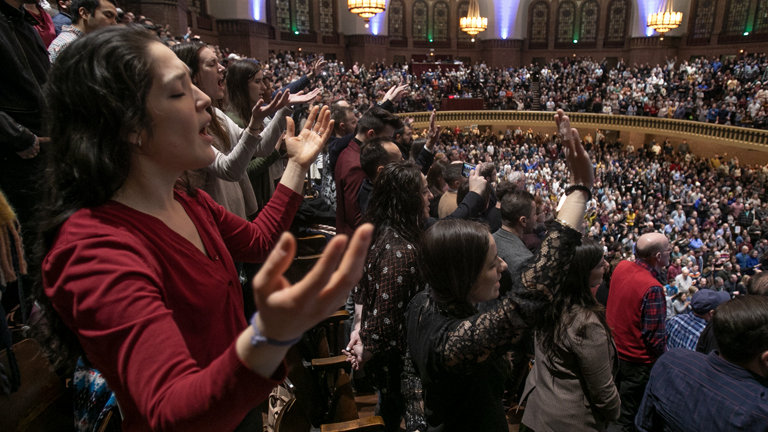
[{"xmin": 43, "ymin": 185, "xmax": 302, "ymax": 432}]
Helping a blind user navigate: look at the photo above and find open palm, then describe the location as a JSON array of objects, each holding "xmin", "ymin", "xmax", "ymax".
[{"xmin": 284, "ymin": 105, "xmax": 334, "ymax": 169}]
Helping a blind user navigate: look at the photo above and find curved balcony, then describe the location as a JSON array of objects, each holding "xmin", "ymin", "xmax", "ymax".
[{"xmin": 400, "ymin": 111, "xmax": 768, "ymax": 151}]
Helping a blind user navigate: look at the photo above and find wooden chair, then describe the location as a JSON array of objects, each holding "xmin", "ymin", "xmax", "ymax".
[
  {"xmin": 283, "ymin": 234, "xmax": 328, "ymax": 285},
  {"xmin": 279, "ymin": 310, "xmax": 384, "ymax": 432},
  {"xmin": 0, "ymin": 339, "xmax": 72, "ymax": 432}
]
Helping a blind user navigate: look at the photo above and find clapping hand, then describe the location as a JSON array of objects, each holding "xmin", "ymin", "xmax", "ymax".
[
  {"xmin": 249, "ymin": 90, "xmax": 291, "ymax": 131},
  {"xmin": 284, "ymin": 105, "xmax": 334, "ymax": 169},
  {"xmin": 555, "ymin": 109, "xmax": 594, "ymax": 189},
  {"xmin": 252, "ymin": 224, "xmax": 374, "ymax": 346}
]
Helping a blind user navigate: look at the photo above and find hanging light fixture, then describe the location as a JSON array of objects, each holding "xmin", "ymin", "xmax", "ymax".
[
  {"xmin": 460, "ymin": 0, "xmax": 487, "ymax": 37},
  {"xmin": 348, "ymin": 0, "xmax": 386, "ymax": 28},
  {"xmin": 647, "ymin": 0, "xmax": 682, "ymax": 37}
]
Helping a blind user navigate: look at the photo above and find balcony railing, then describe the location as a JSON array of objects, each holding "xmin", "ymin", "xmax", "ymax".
[{"xmin": 399, "ymin": 111, "xmax": 768, "ymax": 150}]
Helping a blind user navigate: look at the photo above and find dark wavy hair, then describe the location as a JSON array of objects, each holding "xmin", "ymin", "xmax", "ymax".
[
  {"xmin": 419, "ymin": 219, "xmax": 490, "ymax": 318},
  {"xmin": 226, "ymin": 59, "xmax": 262, "ymax": 128},
  {"xmin": 536, "ymin": 238, "xmax": 612, "ymax": 358},
  {"xmin": 31, "ymin": 25, "xmax": 160, "ymax": 372},
  {"xmin": 364, "ymin": 161, "xmax": 425, "ymax": 245}
]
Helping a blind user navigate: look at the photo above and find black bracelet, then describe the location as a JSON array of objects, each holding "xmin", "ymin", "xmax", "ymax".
[{"xmin": 564, "ymin": 184, "xmax": 592, "ymax": 201}]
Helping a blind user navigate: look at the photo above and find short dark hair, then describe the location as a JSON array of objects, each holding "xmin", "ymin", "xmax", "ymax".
[
  {"xmin": 357, "ymin": 106, "xmax": 403, "ymax": 138},
  {"xmin": 495, "ymin": 180, "xmax": 517, "ymax": 202},
  {"xmin": 713, "ymin": 295, "xmax": 768, "ymax": 364},
  {"xmin": 360, "ymin": 137, "xmax": 393, "ymax": 180},
  {"xmin": 443, "ymin": 163, "xmax": 463, "ymax": 186},
  {"xmin": 500, "ymin": 189, "xmax": 534, "ymax": 226},
  {"xmin": 71, "ymin": 0, "xmax": 115, "ymax": 24},
  {"xmin": 419, "ymin": 219, "xmax": 490, "ymax": 316},
  {"xmin": 457, "ymin": 178, "xmax": 490, "ymax": 209},
  {"xmin": 330, "ymin": 102, "xmax": 353, "ymax": 130}
]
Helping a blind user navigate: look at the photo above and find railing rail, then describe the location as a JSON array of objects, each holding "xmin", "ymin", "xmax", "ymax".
[{"xmin": 399, "ymin": 111, "xmax": 768, "ymax": 150}]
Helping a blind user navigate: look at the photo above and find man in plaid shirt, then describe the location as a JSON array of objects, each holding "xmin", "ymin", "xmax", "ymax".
[
  {"xmin": 667, "ymin": 289, "xmax": 730, "ymax": 350},
  {"xmin": 607, "ymin": 233, "xmax": 670, "ymax": 432}
]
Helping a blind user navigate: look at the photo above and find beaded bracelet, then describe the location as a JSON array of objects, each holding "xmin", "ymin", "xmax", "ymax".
[{"xmin": 564, "ymin": 184, "xmax": 592, "ymax": 201}]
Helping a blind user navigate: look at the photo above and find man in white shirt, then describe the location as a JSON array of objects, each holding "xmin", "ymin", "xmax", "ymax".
[{"xmin": 675, "ymin": 267, "xmax": 694, "ymax": 295}]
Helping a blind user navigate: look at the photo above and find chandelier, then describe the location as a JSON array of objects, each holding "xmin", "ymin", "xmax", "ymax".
[
  {"xmin": 460, "ymin": 0, "xmax": 487, "ymax": 39},
  {"xmin": 348, "ymin": 0, "xmax": 386, "ymax": 28},
  {"xmin": 647, "ymin": 0, "xmax": 682, "ymax": 36}
]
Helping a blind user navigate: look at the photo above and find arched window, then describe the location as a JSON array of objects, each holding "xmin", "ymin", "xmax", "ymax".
[
  {"xmin": 457, "ymin": 1, "xmax": 472, "ymax": 42},
  {"xmin": 433, "ymin": 1, "xmax": 449, "ymax": 42},
  {"xmin": 688, "ymin": 0, "xmax": 717, "ymax": 44},
  {"xmin": 389, "ymin": 0, "xmax": 405, "ymax": 40},
  {"xmin": 754, "ymin": 0, "xmax": 768, "ymax": 34},
  {"xmin": 579, "ymin": 0, "xmax": 599, "ymax": 46},
  {"xmin": 294, "ymin": 0, "xmax": 311, "ymax": 34},
  {"xmin": 556, "ymin": 1, "xmax": 576, "ymax": 46},
  {"xmin": 604, "ymin": 0, "xmax": 628, "ymax": 48},
  {"xmin": 721, "ymin": 0, "xmax": 750, "ymax": 36},
  {"xmin": 319, "ymin": 0, "xmax": 335, "ymax": 35},
  {"xmin": 529, "ymin": 1, "xmax": 549, "ymax": 49},
  {"xmin": 413, "ymin": 0, "xmax": 428, "ymax": 41},
  {"xmin": 276, "ymin": 0, "xmax": 291, "ymax": 32}
]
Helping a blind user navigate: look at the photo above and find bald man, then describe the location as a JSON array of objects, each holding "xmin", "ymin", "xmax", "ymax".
[{"xmin": 607, "ymin": 232, "xmax": 670, "ymax": 432}]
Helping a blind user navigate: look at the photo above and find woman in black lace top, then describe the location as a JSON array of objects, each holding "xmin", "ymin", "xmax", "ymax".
[{"xmin": 403, "ymin": 111, "xmax": 594, "ymax": 432}]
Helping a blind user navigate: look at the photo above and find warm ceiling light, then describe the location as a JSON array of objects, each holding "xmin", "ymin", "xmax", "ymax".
[
  {"xmin": 647, "ymin": 0, "xmax": 682, "ymax": 35},
  {"xmin": 460, "ymin": 0, "xmax": 487, "ymax": 36},
  {"xmin": 348, "ymin": 0, "xmax": 386, "ymax": 27}
]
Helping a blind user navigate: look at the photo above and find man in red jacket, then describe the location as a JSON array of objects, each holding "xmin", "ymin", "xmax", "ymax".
[
  {"xmin": 607, "ymin": 232, "xmax": 669, "ymax": 431},
  {"xmin": 334, "ymin": 107, "xmax": 402, "ymax": 236}
]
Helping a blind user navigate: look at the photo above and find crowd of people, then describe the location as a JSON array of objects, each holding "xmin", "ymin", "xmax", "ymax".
[{"xmin": 1, "ymin": 1, "xmax": 767, "ymax": 432}]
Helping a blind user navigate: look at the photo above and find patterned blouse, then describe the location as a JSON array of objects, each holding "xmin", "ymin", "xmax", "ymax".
[{"xmin": 353, "ymin": 227, "xmax": 423, "ymax": 355}]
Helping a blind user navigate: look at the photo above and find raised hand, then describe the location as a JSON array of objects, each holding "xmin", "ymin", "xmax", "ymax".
[
  {"xmin": 468, "ymin": 166, "xmax": 488, "ymax": 195},
  {"xmin": 249, "ymin": 90, "xmax": 291, "ymax": 130},
  {"xmin": 383, "ymin": 83, "xmax": 410, "ymax": 103},
  {"xmin": 308, "ymin": 59, "xmax": 327, "ymax": 79},
  {"xmin": 288, "ymin": 88, "xmax": 322, "ymax": 105},
  {"xmin": 252, "ymin": 224, "xmax": 374, "ymax": 344},
  {"xmin": 555, "ymin": 109, "xmax": 594, "ymax": 189},
  {"xmin": 284, "ymin": 105, "xmax": 334, "ymax": 169},
  {"xmin": 426, "ymin": 109, "xmax": 442, "ymax": 150}
]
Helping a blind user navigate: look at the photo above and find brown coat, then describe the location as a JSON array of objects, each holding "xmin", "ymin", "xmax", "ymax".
[{"xmin": 521, "ymin": 307, "xmax": 620, "ymax": 432}]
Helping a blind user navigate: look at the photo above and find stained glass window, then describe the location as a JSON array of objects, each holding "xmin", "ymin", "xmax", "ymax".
[
  {"xmin": 457, "ymin": 2, "xmax": 471, "ymax": 42},
  {"xmin": 556, "ymin": 1, "xmax": 576, "ymax": 45},
  {"xmin": 413, "ymin": 0, "xmax": 428, "ymax": 41},
  {"xmin": 604, "ymin": 0, "xmax": 627, "ymax": 46},
  {"xmin": 755, "ymin": 0, "xmax": 768, "ymax": 34},
  {"xmin": 319, "ymin": 0, "xmax": 334, "ymax": 35},
  {"xmin": 689, "ymin": 0, "xmax": 717, "ymax": 41},
  {"xmin": 294, "ymin": 0, "xmax": 311, "ymax": 34},
  {"xmin": 276, "ymin": 0, "xmax": 291, "ymax": 32},
  {"xmin": 722, "ymin": 0, "xmax": 750, "ymax": 36},
  {"xmin": 389, "ymin": 0, "xmax": 404, "ymax": 40},
  {"xmin": 529, "ymin": 1, "xmax": 549, "ymax": 48},
  {"xmin": 433, "ymin": 1, "xmax": 449, "ymax": 42},
  {"xmin": 579, "ymin": 0, "xmax": 599, "ymax": 45}
]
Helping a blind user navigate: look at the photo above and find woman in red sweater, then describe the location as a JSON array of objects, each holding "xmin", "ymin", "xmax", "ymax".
[{"xmin": 32, "ymin": 26, "xmax": 373, "ymax": 432}]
